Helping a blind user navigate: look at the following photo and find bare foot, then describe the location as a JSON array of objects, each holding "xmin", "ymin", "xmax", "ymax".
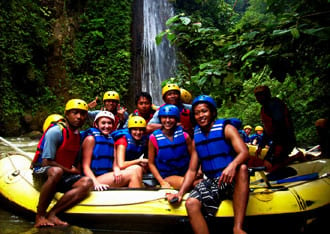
[
  {"xmin": 47, "ymin": 215, "xmax": 69, "ymax": 226},
  {"xmin": 233, "ymin": 227, "xmax": 247, "ymax": 234},
  {"xmin": 34, "ymin": 215, "xmax": 54, "ymax": 228}
]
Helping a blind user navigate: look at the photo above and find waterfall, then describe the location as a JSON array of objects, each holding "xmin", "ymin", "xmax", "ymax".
[{"xmin": 142, "ymin": 0, "xmax": 177, "ymax": 106}]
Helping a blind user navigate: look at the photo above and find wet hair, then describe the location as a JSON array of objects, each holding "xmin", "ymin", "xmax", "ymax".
[{"xmin": 135, "ymin": 92, "xmax": 153, "ymax": 105}]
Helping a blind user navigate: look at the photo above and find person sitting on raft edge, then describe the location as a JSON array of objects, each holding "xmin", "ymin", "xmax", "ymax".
[
  {"xmin": 31, "ymin": 99, "xmax": 93, "ymax": 228},
  {"xmin": 166, "ymin": 95, "xmax": 249, "ymax": 234}
]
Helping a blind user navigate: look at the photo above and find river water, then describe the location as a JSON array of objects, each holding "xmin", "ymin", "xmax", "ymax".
[
  {"xmin": 0, "ymin": 137, "xmax": 328, "ymax": 233},
  {"xmin": 0, "ymin": 137, "xmax": 175, "ymax": 234}
]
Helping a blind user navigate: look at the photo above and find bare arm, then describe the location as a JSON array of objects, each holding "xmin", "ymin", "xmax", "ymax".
[
  {"xmin": 42, "ymin": 159, "xmax": 80, "ymax": 174},
  {"xmin": 219, "ymin": 124, "xmax": 249, "ymax": 184},
  {"xmin": 146, "ymin": 123, "xmax": 162, "ymax": 135},
  {"xmin": 81, "ymin": 136, "xmax": 97, "ymax": 181},
  {"xmin": 166, "ymin": 139, "xmax": 199, "ymax": 203},
  {"xmin": 88, "ymin": 96, "xmax": 99, "ymax": 109},
  {"xmin": 81, "ymin": 136, "xmax": 109, "ymax": 190},
  {"xmin": 115, "ymin": 144, "xmax": 144, "ymax": 169}
]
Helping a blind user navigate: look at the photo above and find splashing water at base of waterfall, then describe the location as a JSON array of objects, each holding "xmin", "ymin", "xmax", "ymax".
[{"xmin": 142, "ymin": 0, "xmax": 177, "ymax": 106}]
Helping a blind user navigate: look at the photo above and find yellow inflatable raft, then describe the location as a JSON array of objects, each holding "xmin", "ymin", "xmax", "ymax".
[{"xmin": 0, "ymin": 152, "xmax": 329, "ymax": 231}]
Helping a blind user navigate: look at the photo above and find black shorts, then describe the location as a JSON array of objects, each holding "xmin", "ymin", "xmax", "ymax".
[
  {"xmin": 33, "ymin": 166, "xmax": 83, "ymax": 193},
  {"xmin": 189, "ymin": 177, "xmax": 234, "ymax": 217}
]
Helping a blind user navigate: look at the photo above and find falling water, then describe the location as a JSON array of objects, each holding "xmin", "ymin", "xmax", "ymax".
[{"xmin": 142, "ymin": 0, "xmax": 177, "ymax": 106}]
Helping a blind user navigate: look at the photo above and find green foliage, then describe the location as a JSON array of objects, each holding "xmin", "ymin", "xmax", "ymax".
[
  {"xmin": 0, "ymin": 0, "xmax": 52, "ymax": 135},
  {"xmin": 158, "ymin": 0, "xmax": 330, "ymax": 147},
  {"xmin": 63, "ymin": 0, "xmax": 132, "ymax": 106},
  {"xmin": 0, "ymin": 0, "xmax": 133, "ymax": 135}
]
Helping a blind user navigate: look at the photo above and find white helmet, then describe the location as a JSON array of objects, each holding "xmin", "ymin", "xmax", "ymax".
[{"xmin": 94, "ymin": 111, "xmax": 115, "ymax": 125}]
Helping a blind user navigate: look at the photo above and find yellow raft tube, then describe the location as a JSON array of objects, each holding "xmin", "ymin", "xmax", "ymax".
[{"xmin": 0, "ymin": 152, "xmax": 329, "ymax": 230}]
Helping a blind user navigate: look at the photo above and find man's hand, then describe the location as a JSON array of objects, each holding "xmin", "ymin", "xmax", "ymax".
[
  {"xmin": 219, "ymin": 162, "xmax": 236, "ymax": 185},
  {"xmin": 117, "ymin": 104, "xmax": 127, "ymax": 121},
  {"xmin": 113, "ymin": 169, "xmax": 122, "ymax": 184},
  {"xmin": 88, "ymin": 96, "xmax": 99, "ymax": 109},
  {"xmin": 166, "ymin": 193, "xmax": 182, "ymax": 204},
  {"xmin": 70, "ymin": 165, "xmax": 80, "ymax": 174}
]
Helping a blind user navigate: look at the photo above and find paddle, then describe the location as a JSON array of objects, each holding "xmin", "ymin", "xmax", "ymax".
[
  {"xmin": 0, "ymin": 136, "xmax": 33, "ymax": 160},
  {"xmin": 252, "ymin": 172, "xmax": 323, "ymax": 187},
  {"xmin": 275, "ymin": 172, "xmax": 319, "ymax": 184}
]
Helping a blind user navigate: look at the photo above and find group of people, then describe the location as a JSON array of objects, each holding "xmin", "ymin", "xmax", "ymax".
[
  {"xmin": 239, "ymin": 124, "xmax": 266, "ymax": 146},
  {"xmin": 31, "ymin": 83, "xmax": 303, "ymax": 234}
]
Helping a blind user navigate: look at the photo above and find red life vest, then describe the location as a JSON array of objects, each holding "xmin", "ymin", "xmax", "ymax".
[
  {"xmin": 260, "ymin": 98, "xmax": 291, "ymax": 138},
  {"xmin": 32, "ymin": 123, "xmax": 81, "ymax": 169},
  {"xmin": 133, "ymin": 109, "xmax": 155, "ymax": 123},
  {"xmin": 180, "ymin": 107, "xmax": 192, "ymax": 134}
]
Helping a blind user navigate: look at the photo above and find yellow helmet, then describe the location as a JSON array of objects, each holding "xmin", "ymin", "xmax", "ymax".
[
  {"xmin": 180, "ymin": 88, "xmax": 192, "ymax": 104},
  {"xmin": 128, "ymin": 116, "xmax": 146, "ymax": 129},
  {"xmin": 255, "ymin": 126, "xmax": 264, "ymax": 131},
  {"xmin": 243, "ymin": 125, "xmax": 252, "ymax": 130},
  {"xmin": 42, "ymin": 114, "xmax": 65, "ymax": 132},
  {"xmin": 65, "ymin": 99, "xmax": 88, "ymax": 112},
  {"xmin": 162, "ymin": 83, "xmax": 180, "ymax": 97},
  {"xmin": 103, "ymin": 91, "xmax": 120, "ymax": 101}
]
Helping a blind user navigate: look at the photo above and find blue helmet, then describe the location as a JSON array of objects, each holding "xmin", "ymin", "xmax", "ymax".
[
  {"xmin": 158, "ymin": 104, "xmax": 180, "ymax": 121},
  {"xmin": 192, "ymin": 95, "xmax": 217, "ymax": 110}
]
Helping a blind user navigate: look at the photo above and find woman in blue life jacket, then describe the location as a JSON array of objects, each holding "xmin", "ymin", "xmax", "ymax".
[
  {"xmin": 81, "ymin": 111, "xmax": 141, "ymax": 190},
  {"xmin": 148, "ymin": 104, "xmax": 198, "ymax": 190},
  {"xmin": 166, "ymin": 95, "xmax": 249, "ymax": 234},
  {"xmin": 113, "ymin": 115, "xmax": 148, "ymax": 187}
]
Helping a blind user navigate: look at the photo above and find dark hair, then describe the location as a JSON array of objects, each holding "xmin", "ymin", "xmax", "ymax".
[
  {"xmin": 135, "ymin": 92, "xmax": 153, "ymax": 105},
  {"xmin": 190, "ymin": 101, "xmax": 217, "ymax": 127}
]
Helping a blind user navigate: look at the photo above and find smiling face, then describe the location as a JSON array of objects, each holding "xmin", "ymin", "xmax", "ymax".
[
  {"xmin": 244, "ymin": 128, "xmax": 252, "ymax": 135},
  {"xmin": 95, "ymin": 117, "xmax": 113, "ymax": 135},
  {"xmin": 130, "ymin": 128, "xmax": 145, "ymax": 141},
  {"xmin": 164, "ymin": 90, "xmax": 180, "ymax": 105},
  {"xmin": 193, "ymin": 103, "xmax": 214, "ymax": 129},
  {"xmin": 104, "ymin": 100, "xmax": 118, "ymax": 112},
  {"xmin": 66, "ymin": 109, "xmax": 87, "ymax": 129},
  {"xmin": 160, "ymin": 116, "xmax": 177, "ymax": 130}
]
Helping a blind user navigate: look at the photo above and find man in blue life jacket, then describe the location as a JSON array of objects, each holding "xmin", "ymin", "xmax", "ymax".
[
  {"xmin": 250, "ymin": 125, "xmax": 265, "ymax": 146},
  {"xmin": 166, "ymin": 95, "xmax": 249, "ymax": 234},
  {"xmin": 147, "ymin": 83, "xmax": 193, "ymax": 136},
  {"xmin": 32, "ymin": 99, "xmax": 93, "ymax": 228}
]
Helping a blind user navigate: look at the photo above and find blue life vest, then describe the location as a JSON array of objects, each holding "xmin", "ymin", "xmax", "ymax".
[
  {"xmin": 239, "ymin": 130, "xmax": 251, "ymax": 143},
  {"xmin": 111, "ymin": 128, "xmax": 147, "ymax": 161},
  {"xmin": 84, "ymin": 128, "xmax": 114, "ymax": 176},
  {"xmin": 153, "ymin": 126, "xmax": 190, "ymax": 178},
  {"xmin": 194, "ymin": 119, "xmax": 234, "ymax": 178},
  {"xmin": 250, "ymin": 133, "xmax": 264, "ymax": 145}
]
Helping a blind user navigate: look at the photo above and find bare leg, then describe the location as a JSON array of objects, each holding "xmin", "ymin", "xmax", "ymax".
[
  {"xmin": 34, "ymin": 167, "xmax": 63, "ymax": 228},
  {"xmin": 233, "ymin": 164, "xmax": 249, "ymax": 234},
  {"xmin": 46, "ymin": 176, "xmax": 93, "ymax": 226},
  {"xmin": 97, "ymin": 166, "xmax": 143, "ymax": 188},
  {"xmin": 185, "ymin": 197, "xmax": 209, "ymax": 234},
  {"xmin": 164, "ymin": 175, "xmax": 184, "ymax": 190},
  {"xmin": 120, "ymin": 165, "xmax": 143, "ymax": 188}
]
